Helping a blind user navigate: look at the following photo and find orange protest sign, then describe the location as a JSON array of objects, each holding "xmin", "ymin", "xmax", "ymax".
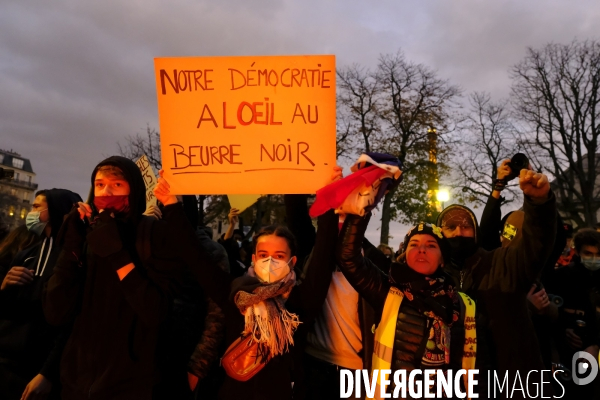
[{"xmin": 154, "ymin": 55, "xmax": 336, "ymax": 194}]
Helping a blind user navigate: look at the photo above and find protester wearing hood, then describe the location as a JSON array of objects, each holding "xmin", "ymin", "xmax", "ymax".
[
  {"xmin": 436, "ymin": 169, "xmax": 557, "ymax": 398},
  {"xmin": 43, "ymin": 156, "xmax": 189, "ymax": 400},
  {"xmin": 0, "ymin": 188, "xmax": 81, "ymax": 400},
  {"xmin": 337, "ymin": 217, "xmax": 478, "ymax": 397}
]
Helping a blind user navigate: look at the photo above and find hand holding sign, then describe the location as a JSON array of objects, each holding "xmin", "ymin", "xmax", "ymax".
[{"xmin": 154, "ymin": 170, "xmax": 179, "ymax": 206}]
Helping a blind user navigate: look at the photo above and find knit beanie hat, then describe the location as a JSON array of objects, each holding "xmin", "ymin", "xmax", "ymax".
[{"xmin": 401, "ymin": 222, "xmax": 451, "ymax": 265}]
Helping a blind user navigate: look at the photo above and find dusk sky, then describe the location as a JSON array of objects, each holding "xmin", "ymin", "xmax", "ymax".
[{"xmin": 2, "ymin": 0, "xmax": 598, "ymax": 245}]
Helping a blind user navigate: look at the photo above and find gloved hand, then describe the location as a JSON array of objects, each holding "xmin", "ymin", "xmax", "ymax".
[{"xmin": 86, "ymin": 211, "xmax": 133, "ymax": 270}]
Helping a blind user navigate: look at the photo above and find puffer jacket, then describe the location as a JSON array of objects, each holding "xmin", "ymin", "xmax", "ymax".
[{"xmin": 336, "ymin": 213, "xmax": 477, "ymax": 397}]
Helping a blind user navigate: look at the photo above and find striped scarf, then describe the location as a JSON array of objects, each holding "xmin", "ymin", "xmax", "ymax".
[{"xmin": 233, "ymin": 269, "xmax": 301, "ymax": 357}]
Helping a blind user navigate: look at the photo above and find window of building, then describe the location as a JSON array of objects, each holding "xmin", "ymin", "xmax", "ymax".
[
  {"xmin": 12, "ymin": 158, "xmax": 24, "ymax": 169},
  {"xmin": 28, "ymin": 175, "xmax": 32, "ymax": 184},
  {"xmin": 0, "ymin": 154, "xmax": 4, "ymax": 164},
  {"xmin": 10, "ymin": 188, "xmax": 16, "ymax": 196},
  {"xmin": 14, "ymin": 172, "xmax": 20, "ymax": 181},
  {"xmin": 23, "ymin": 192, "xmax": 29, "ymax": 200},
  {"xmin": 20, "ymin": 208, "xmax": 26, "ymax": 219},
  {"xmin": 9, "ymin": 206, "xmax": 15, "ymax": 217}
]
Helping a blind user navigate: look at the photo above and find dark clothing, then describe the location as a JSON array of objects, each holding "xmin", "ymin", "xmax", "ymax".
[
  {"xmin": 546, "ymin": 261, "xmax": 600, "ymax": 352},
  {"xmin": 0, "ymin": 188, "xmax": 80, "ymax": 399},
  {"xmin": 545, "ymin": 261, "xmax": 600, "ymax": 399},
  {"xmin": 44, "ymin": 201, "xmax": 188, "ymax": 400},
  {"xmin": 438, "ymin": 194, "xmax": 557, "ymax": 399},
  {"xmin": 0, "ymin": 241, "xmax": 63, "ymax": 399},
  {"xmin": 175, "ymin": 201, "xmax": 334, "ymax": 400},
  {"xmin": 220, "ymin": 237, "xmax": 246, "ymax": 277},
  {"xmin": 363, "ymin": 237, "xmax": 392, "ymax": 272},
  {"xmin": 479, "ymin": 195, "xmax": 503, "ymax": 251},
  {"xmin": 154, "ymin": 225, "xmax": 227, "ymax": 400}
]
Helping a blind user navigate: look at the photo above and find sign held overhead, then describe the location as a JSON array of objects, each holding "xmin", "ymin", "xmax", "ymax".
[{"xmin": 154, "ymin": 55, "xmax": 336, "ymax": 195}]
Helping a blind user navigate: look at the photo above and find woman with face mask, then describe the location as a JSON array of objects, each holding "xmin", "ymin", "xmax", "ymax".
[
  {"xmin": 153, "ymin": 170, "xmax": 334, "ymax": 400},
  {"xmin": 337, "ymin": 214, "xmax": 479, "ymax": 398}
]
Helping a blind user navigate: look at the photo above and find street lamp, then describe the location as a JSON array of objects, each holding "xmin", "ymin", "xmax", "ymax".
[{"xmin": 436, "ymin": 189, "xmax": 450, "ymax": 210}]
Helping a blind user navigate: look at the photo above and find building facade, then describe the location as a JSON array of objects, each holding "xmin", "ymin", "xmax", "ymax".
[{"xmin": 0, "ymin": 149, "xmax": 38, "ymax": 231}]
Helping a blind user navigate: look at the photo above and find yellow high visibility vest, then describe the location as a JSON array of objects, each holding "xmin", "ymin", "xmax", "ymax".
[{"xmin": 369, "ymin": 288, "xmax": 476, "ymax": 399}]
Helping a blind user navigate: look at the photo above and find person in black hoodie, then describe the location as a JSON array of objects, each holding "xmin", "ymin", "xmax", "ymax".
[
  {"xmin": 43, "ymin": 156, "xmax": 190, "ymax": 400},
  {"xmin": 0, "ymin": 188, "xmax": 81, "ymax": 400}
]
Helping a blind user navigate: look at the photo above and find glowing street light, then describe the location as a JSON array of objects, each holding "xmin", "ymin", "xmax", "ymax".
[
  {"xmin": 436, "ymin": 189, "xmax": 450, "ymax": 210},
  {"xmin": 436, "ymin": 189, "xmax": 450, "ymax": 202}
]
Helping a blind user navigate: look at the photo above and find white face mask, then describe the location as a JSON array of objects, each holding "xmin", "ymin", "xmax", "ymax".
[
  {"xmin": 581, "ymin": 257, "xmax": 600, "ymax": 271},
  {"xmin": 254, "ymin": 256, "xmax": 291, "ymax": 283}
]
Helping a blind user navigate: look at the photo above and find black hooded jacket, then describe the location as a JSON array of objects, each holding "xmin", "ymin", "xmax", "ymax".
[
  {"xmin": 436, "ymin": 194, "xmax": 557, "ymax": 399},
  {"xmin": 43, "ymin": 156, "xmax": 189, "ymax": 400},
  {"xmin": 0, "ymin": 189, "xmax": 81, "ymax": 390}
]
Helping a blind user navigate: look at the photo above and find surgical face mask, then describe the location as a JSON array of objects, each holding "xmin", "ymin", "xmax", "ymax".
[
  {"xmin": 254, "ymin": 256, "xmax": 291, "ymax": 283},
  {"xmin": 26, "ymin": 209, "xmax": 48, "ymax": 236},
  {"xmin": 581, "ymin": 257, "xmax": 600, "ymax": 272}
]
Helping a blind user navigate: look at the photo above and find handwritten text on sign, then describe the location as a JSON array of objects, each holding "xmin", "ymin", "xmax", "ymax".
[
  {"xmin": 135, "ymin": 155, "xmax": 158, "ymax": 208},
  {"xmin": 154, "ymin": 55, "xmax": 336, "ymax": 194}
]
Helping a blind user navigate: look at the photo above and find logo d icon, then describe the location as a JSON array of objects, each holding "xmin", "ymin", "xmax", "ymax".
[{"xmin": 572, "ymin": 351, "xmax": 598, "ymax": 386}]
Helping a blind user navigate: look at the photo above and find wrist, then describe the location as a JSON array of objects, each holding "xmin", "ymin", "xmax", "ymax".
[
  {"xmin": 526, "ymin": 192, "xmax": 549, "ymax": 204},
  {"xmin": 162, "ymin": 196, "xmax": 179, "ymax": 206},
  {"xmin": 492, "ymin": 178, "xmax": 506, "ymax": 192}
]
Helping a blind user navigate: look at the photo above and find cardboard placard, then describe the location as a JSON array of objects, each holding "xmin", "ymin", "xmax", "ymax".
[
  {"xmin": 227, "ymin": 194, "xmax": 262, "ymax": 213},
  {"xmin": 135, "ymin": 155, "xmax": 158, "ymax": 208},
  {"xmin": 154, "ymin": 55, "xmax": 336, "ymax": 194}
]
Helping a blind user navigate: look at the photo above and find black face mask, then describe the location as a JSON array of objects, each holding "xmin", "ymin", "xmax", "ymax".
[{"xmin": 446, "ymin": 236, "xmax": 478, "ymax": 263}]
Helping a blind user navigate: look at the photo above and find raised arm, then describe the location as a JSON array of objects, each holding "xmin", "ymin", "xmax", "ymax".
[
  {"xmin": 479, "ymin": 160, "xmax": 511, "ymax": 251},
  {"xmin": 284, "ymin": 194, "xmax": 316, "ymax": 269},
  {"xmin": 154, "ymin": 170, "xmax": 233, "ymax": 309},
  {"xmin": 336, "ymin": 213, "xmax": 389, "ymax": 316},
  {"xmin": 479, "ymin": 195, "xmax": 503, "ymax": 251},
  {"xmin": 479, "ymin": 169, "xmax": 557, "ymax": 292},
  {"xmin": 286, "ymin": 209, "xmax": 337, "ymax": 322}
]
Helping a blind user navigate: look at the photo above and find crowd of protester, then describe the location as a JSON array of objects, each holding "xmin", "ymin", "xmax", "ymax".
[{"xmin": 0, "ymin": 153, "xmax": 599, "ymax": 399}]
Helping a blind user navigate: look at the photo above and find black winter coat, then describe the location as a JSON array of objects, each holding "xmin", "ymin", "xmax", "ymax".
[
  {"xmin": 43, "ymin": 204, "xmax": 189, "ymax": 400},
  {"xmin": 0, "ymin": 239, "xmax": 63, "ymax": 384},
  {"xmin": 439, "ymin": 193, "xmax": 558, "ymax": 399}
]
